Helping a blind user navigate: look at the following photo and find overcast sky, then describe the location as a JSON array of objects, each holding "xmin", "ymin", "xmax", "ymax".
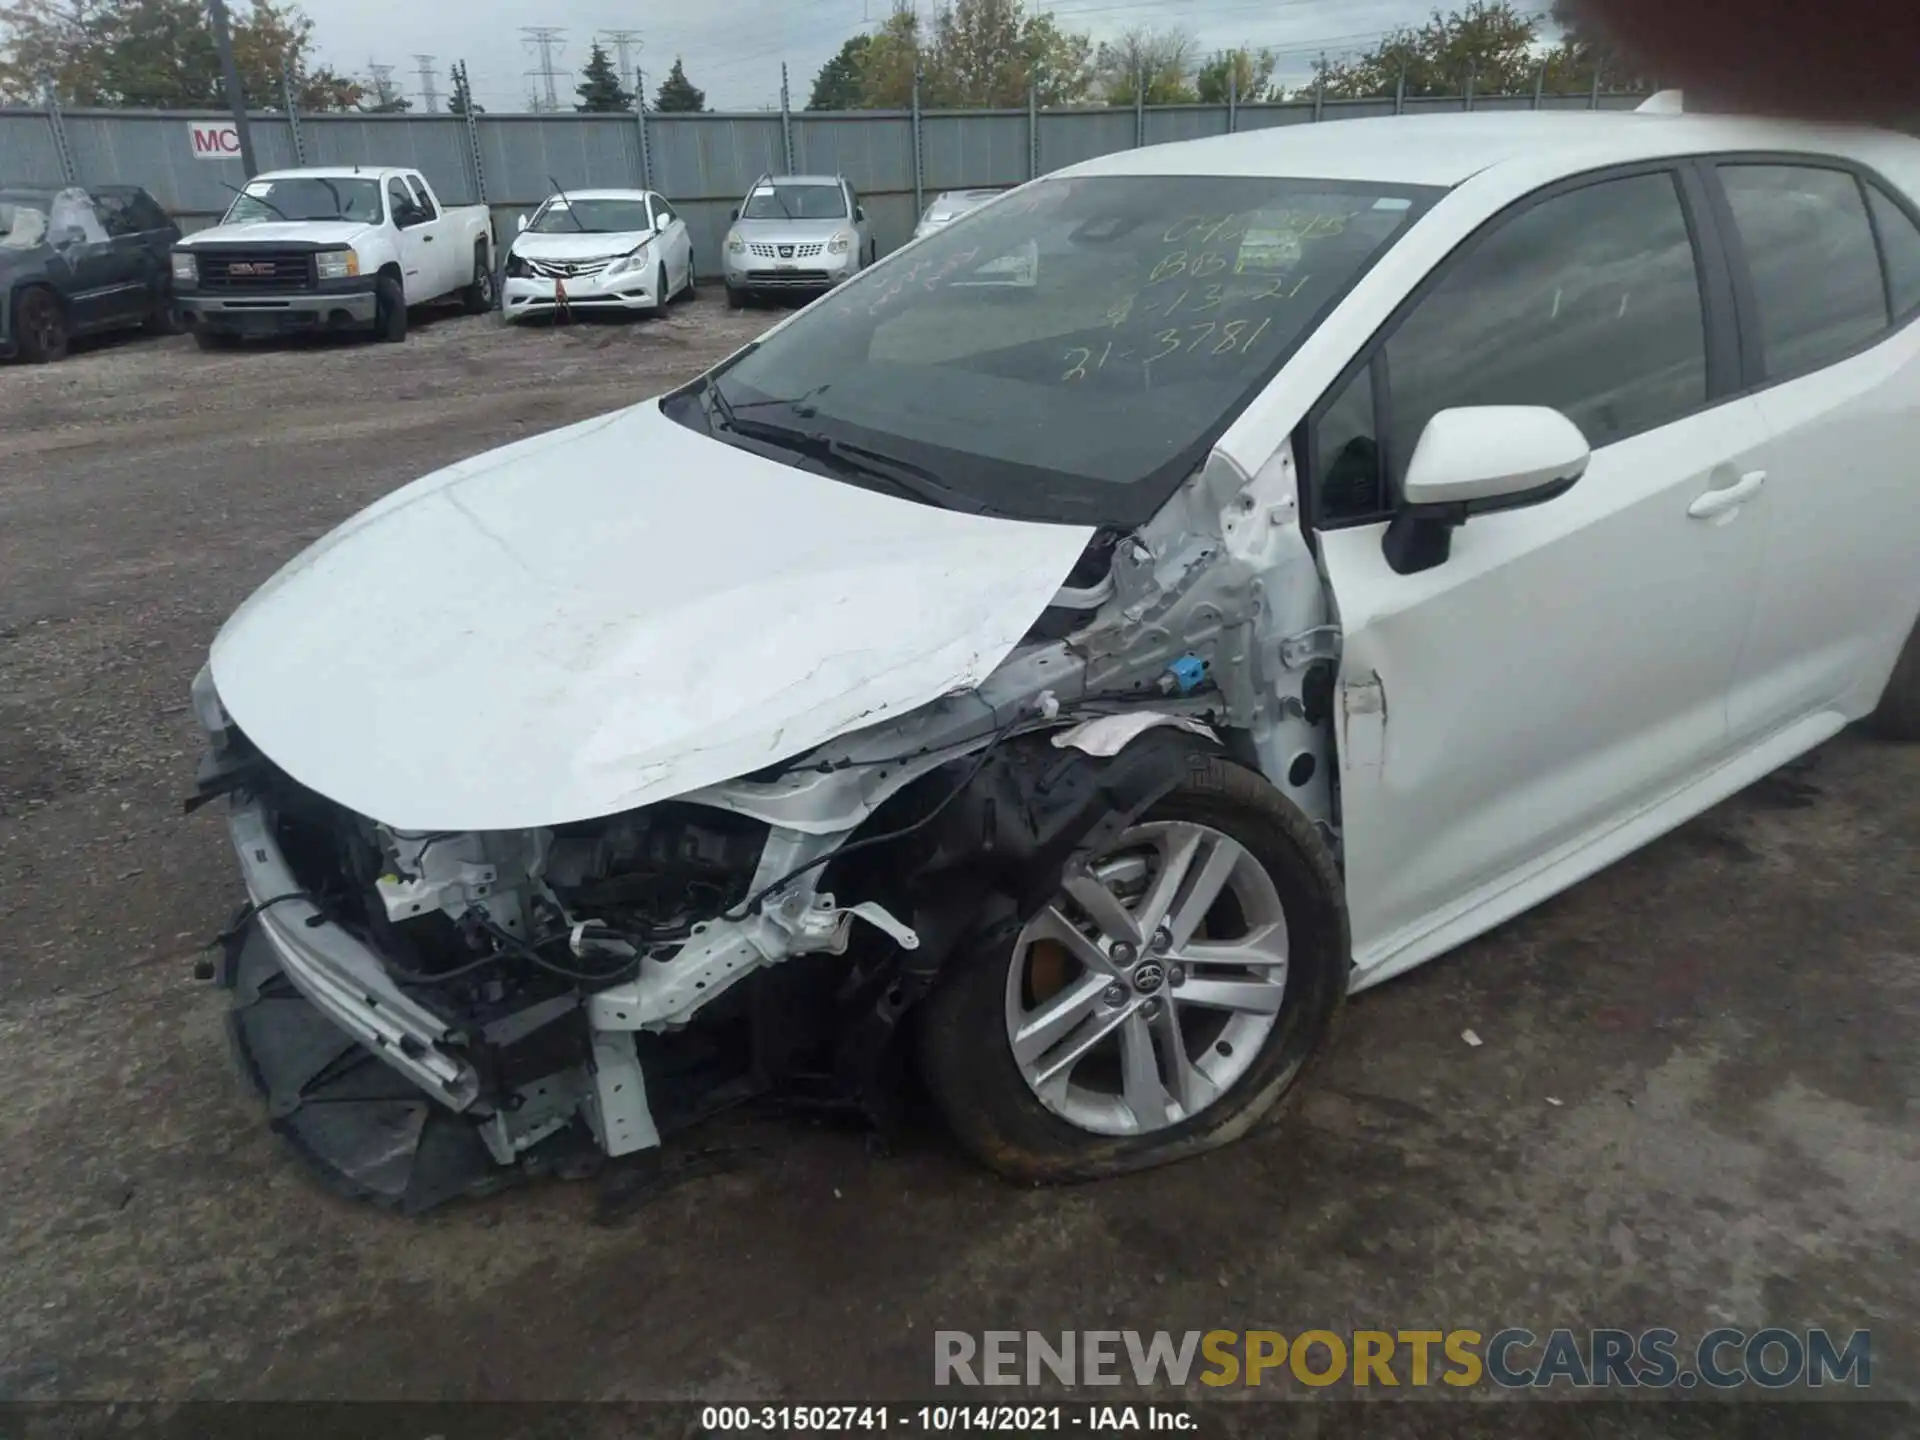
[{"xmin": 294, "ymin": 0, "xmax": 1447, "ymax": 113}]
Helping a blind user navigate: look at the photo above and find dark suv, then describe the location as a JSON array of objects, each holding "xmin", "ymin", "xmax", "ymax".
[{"xmin": 1, "ymin": 183, "xmax": 182, "ymax": 362}]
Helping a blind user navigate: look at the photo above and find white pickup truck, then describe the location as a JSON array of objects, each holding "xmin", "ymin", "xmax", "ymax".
[{"xmin": 171, "ymin": 166, "xmax": 494, "ymax": 348}]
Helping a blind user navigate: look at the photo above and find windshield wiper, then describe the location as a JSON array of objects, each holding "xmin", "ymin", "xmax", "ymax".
[
  {"xmin": 712, "ymin": 412, "xmax": 986, "ymax": 515},
  {"xmin": 220, "ymin": 179, "xmax": 288, "ymax": 222},
  {"xmin": 726, "ymin": 383, "xmax": 830, "ymax": 418},
  {"xmin": 548, "ymin": 173, "xmax": 586, "ymax": 231}
]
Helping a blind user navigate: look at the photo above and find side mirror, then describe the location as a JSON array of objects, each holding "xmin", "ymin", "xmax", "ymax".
[
  {"xmin": 515, "ymin": 213, "xmax": 529, "ymax": 233},
  {"xmin": 729, "ymin": 206, "xmax": 740, "ymax": 222},
  {"xmin": 1383, "ymin": 406, "xmax": 1589, "ymax": 576},
  {"xmin": 856, "ymin": 205, "xmax": 867, "ymax": 222}
]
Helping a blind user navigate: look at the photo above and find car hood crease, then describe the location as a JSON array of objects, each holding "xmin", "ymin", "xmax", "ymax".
[{"xmin": 208, "ymin": 399, "xmax": 1095, "ymax": 832}]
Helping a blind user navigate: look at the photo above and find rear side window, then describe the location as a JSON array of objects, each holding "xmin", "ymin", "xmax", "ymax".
[
  {"xmin": 1719, "ymin": 165, "xmax": 1887, "ymax": 378},
  {"xmin": 1866, "ymin": 182, "xmax": 1920, "ymax": 321}
]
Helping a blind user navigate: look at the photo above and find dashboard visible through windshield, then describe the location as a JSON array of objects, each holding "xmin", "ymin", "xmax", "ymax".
[{"xmin": 683, "ymin": 173, "xmax": 1438, "ymax": 526}]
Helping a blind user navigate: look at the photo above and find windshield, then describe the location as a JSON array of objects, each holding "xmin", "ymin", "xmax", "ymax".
[
  {"xmin": 742, "ymin": 183, "xmax": 847, "ymax": 221},
  {"xmin": 223, "ymin": 177, "xmax": 382, "ymax": 225},
  {"xmin": 0, "ymin": 192, "xmax": 52, "ymax": 249},
  {"xmin": 692, "ymin": 174, "xmax": 1436, "ymax": 525},
  {"xmin": 530, "ymin": 197, "xmax": 651, "ymax": 234}
]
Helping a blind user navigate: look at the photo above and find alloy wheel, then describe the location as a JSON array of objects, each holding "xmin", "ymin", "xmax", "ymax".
[{"xmin": 1004, "ymin": 820, "xmax": 1290, "ymax": 1137}]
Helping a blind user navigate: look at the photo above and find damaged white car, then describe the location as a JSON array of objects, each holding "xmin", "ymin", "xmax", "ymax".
[{"xmin": 192, "ymin": 111, "xmax": 1920, "ymax": 1211}]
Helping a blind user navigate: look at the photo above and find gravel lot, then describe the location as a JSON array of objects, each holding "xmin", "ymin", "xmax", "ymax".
[{"xmin": 1, "ymin": 295, "xmax": 1917, "ymax": 1420}]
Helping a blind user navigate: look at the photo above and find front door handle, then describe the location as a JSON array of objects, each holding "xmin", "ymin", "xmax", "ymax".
[{"xmin": 1689, "ymin": 469, "xmax": 1767, "ymax": 520}]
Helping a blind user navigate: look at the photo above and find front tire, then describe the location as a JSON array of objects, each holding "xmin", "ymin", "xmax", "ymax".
[
  {"xmin": 14, "ymin": 287, "xmax": 68, "ymax": 363},
  {"xmin": 374, "ymin": 274, "xmax": 407, "ymax": 342},
  {"xmin": 678, "ymin": 255, "xmax": 696, "ymax": 302},
  {"xmin": 1867, "ymin": 616, "xmax": 1920, "ymax": 740},
  {"xmin": 144, "ymin": 279, "xmax": 183, "ymax": 335},
  {"xmin": 917, "ymin": 756, "xmax": 1348, "ymax": 1183},
  {"xmin": 725, "ymin": 283, "xmax": 746, "ymax": 310},
  {"xmin": 461, "ymin": 243, "xmax": 494, "ymax": 314}
]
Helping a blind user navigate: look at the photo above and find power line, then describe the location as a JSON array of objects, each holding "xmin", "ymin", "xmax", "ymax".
[
  {"xmin": 521, "ymin": 26, "xmax": 566, "ymax": 112},
  {"xmin": 412, "ymin": 52, "xmax": 438, "ymax": 112}
]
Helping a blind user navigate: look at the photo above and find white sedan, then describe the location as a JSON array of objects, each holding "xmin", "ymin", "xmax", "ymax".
[
  {"xmin": 194, "ymin": 108, "xmax": 1920, "ymax": 1208},
  {"xmin": 500, "ymin": 187, "xmax": 694, "ymax": 322}
]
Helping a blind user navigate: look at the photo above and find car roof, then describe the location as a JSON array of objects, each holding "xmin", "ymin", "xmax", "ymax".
[
  {"xmin": 543, "ymin": 189, "xmax": 654, "ymax": 200},
  {"xmin": 758, "ymin": 175, "xmax": 843, "ymax": 187},
  {"xmin": 254, "ymin": 167, "xmax": 402, "ymax": 181},
  {"xmin": 1061, "ymin": 111, "xmax": 1920, "ymax": 189}
]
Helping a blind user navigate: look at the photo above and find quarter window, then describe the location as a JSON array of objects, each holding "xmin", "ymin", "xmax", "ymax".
[
  {"xmin": 1866, "ymin": 181, "xmax": 1920, "ymax": 322},
  {"xmin": 1382, "ymin": 170, "xmax": 1707, "ymax": 490},
  {"xmin": 1719, "ymin": 165, "xmax": 1887, "ymax": 378}
]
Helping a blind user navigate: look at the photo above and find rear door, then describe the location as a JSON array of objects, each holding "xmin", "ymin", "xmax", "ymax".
[
  {"xmin": 404, "ymin": 172, "xmax": 464, "ymax": 294},
  {"xmin": 386, "ymin": 176, "xmax": 433, "ymax": 299},
  {"xmin": 46, "ymin": 188, "xmax": 128, "ymax": 331},
  {"xmin": 1309, "ymin": 165, "xmax": 1773, "ymax": 978},
  {"xmin": 89, "ymin": 188, "xmax": 163, "ymax": 325},
  {"xmin": 1703, "ymin": 157, "xmax": 1920, "ymax": 738}
]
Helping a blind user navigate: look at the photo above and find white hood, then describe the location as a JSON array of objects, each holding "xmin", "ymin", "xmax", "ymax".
[
  {"xmin": 209, "ymin": 400, "xmax": 1094, "ymax": 832},
  {"xmin": 185, "ymin": 220, "xmax": 371, "ymax": 248},
  {"xmin": 511, "ymin": 231, "xmax": 648, "ymax": 261}
]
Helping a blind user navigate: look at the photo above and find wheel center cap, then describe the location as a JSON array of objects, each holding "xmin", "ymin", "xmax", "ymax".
[{"xmin": 1131, "ymin": 960, "xmax": 1166, "ymax": 995}]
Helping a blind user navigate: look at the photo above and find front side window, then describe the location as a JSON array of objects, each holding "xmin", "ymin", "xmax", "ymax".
[
  {"xmin": 91, "ymin": 189, "xmax": 142, "ymax": 237},
  {"xmin": 223, "ymin": 177, "xmax": 381, "ymax": 225},
  {"xmin": 387, "ymin": 178, "xmax": 421, "ymax": 227},
  {"xmin": 1382, "ymin": 170, "xmax": 1707, "ymax": 490},
  {"xmin": 1719, "ymin": 164, "xmax": 1887, "ymax": 378},
  {"xmin": 742, "ymin": 183, "xmax": 849, "ymax": 221},
  {"xmin": 692, "ymin": 174, "xmax": 1435, "ymax": 525}
]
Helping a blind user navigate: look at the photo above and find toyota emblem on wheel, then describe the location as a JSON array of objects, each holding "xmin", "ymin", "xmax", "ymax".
[{"xmin": 1131, "ymin": 961, "xmax": 1166, "ymax": 995}]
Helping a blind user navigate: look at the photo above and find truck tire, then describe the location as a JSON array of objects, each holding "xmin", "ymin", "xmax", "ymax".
[
  {"xmin": 461, "ymin": 242, "xmax": 494, "ymax": 314},
  {"xmin": 14, "ymin": 286, "xmax": 68, "ymax": 363},
  {"xmin": 375, "ymin": 274, "xmax": 407, "ymax": 343},
  {"xmin": 725, "ymin": 284, "xmax": 746, "ymax": 311},
  {"xmin": 1866, "ymin": 615, "xmax": 1920, "ymax": 741},
  {"xmin": 916, "ymin": 757, "xmax": 1349, "ymax": 1184}
]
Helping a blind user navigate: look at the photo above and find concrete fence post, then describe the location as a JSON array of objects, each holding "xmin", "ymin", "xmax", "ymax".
[
  {"xmin": 911, "ymin": 64, "xmax": 924, "ymax": 218},
  {"xmin": 634, "ymin": 69, "xmax": 652, "ymax": 190},
  {"xmin": 1028, "ymin": 80, "xmax": 1039, "ymax": 178},
  {"xmin": 455, "ymin": 61, "xmax": 488, "ymax": 205},
  {"xmin": 41, "ymin": 78, "xmax": 77, "ymax": 184},
  {"xmin": 281, "ymin": 61, "xmax": 305, "ymax": 165},
  {"xmin": 780, "ymin": 63, "xmax": 795, "ymax": 172}
]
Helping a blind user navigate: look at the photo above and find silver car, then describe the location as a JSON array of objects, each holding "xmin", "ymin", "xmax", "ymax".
[
  {"xmin": 722, "ymin": 173, "xmax": 874, "ymax": 308},
  {"xmin": 913, "ymin": 187, "xmax": 1005, "ymax": 240}
]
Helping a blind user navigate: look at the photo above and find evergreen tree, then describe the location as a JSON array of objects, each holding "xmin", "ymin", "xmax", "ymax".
[
  {"xmin": 574, "ymin": 40, "xmax": 633, "ymax": 112},
  {"xmin": 807, "ymin": 33, "xmax": 868, "ymax": 110},
  {"xmin": 652, "ymin": 56, "xmax": 705, "ymax": 113}
]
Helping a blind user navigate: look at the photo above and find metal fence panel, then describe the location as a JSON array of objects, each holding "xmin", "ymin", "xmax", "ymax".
[
  {"xmin": 1037, "ymin": 108, "xmax": 1137, "ymax": 174},
  {"xmin": 1228, "ymin": 103, "xmax": 1317, "ymax": 131},
  {"xmin": 467, "ymin": 114, "xmax": 642, "ymax": 205},
  {"xmin": 1321, "ymin": 98, "xmax": 1400, "ymax": 122},
  {"xmin": 300, "ymin": 114, "xmax": 479, "ymax": 206},
  {"xmin": 920, "ymin": 111, "xmax": 1028, "ymax": 190},
  {"xmin": 792, "ymin": 113, "xmax": 916, "ymax": 193},
  {"xmin": 647, "ymin": 114, "xmax": 786, "ymax": 203},
  {"xmin": 1142, "ymin": 105, "xmax": 1233, "ymax": 147},
  {"xmin": 0, "ymin": 110, "xmax": 74, "ymax": 186},
  {"xmin": 53, "ymin": 109, "xmax": 297, "ymax": 218}
]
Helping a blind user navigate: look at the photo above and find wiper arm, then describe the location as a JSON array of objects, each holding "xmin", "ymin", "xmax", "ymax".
[
  {"xmin": 221, "ymin": 179, "xmax": 288, "ymax": 222},
  {"xmin": 717, "ymin": 416, "xmax": 985, "ymax": 515}
]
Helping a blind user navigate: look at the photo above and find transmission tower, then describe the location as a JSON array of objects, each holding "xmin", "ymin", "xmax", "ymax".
[
  {"xmin": 521, "ymin": 26, "xmax": 566, "ymax": 112},
  {"xmin": 367, "ymin": 61, "xmax": 402, "ymax": 110},
  {"xmin": 599, "ymin": 29, "xmax": 643, "ymax": 92},
  {"xmin": 413, "ymin": 53, "xmax": 439, "ymax": 112}
]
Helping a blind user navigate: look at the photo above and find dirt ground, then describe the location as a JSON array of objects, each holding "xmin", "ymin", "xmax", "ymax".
[{"xmin": 1, "ymin": 295, "xmax": 1917, "ymax": 1421}]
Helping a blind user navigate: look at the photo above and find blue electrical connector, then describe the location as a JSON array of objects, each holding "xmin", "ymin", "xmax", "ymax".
[{"xmin": 1161, "ymin": 654, "xmax": 1209, "ymax": 695}]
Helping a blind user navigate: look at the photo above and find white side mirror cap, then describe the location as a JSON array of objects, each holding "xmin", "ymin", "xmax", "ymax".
[
  {"xmin": 1402, "ymin": 406, "xmax": 1590, "ymax": 508},
  {"xmin": 515, "ymin": 213, "xmax": 529, "ymax": 233}
]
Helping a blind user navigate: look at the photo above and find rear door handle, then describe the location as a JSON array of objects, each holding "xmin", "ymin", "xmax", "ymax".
[{"xmin": 1689, "ymin": 469, "xmax": 1767, "ymax": 519}]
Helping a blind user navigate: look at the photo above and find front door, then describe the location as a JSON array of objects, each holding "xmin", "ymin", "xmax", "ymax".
[
  {"xmin": 1309, "ymin": 167, "xmax": 1770, "ymax": 980},
  {"xmin": 387, "ymin": 177, "xmax": 433, "ymax": 300},
  {"xmin": 47, "ymin": 188, "xmax": 128, "ymax": 331}
]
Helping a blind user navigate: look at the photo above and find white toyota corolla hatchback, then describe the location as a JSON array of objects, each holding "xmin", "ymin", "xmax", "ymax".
[{"xmin": 191, "ymin": 109, "xmax": 1920, "ymax": 1211}]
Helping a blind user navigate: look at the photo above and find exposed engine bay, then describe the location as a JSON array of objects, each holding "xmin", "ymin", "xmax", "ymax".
[{"xmin": 191, "ymin": 438, "xmax": 1340, "ymax": 1213}]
